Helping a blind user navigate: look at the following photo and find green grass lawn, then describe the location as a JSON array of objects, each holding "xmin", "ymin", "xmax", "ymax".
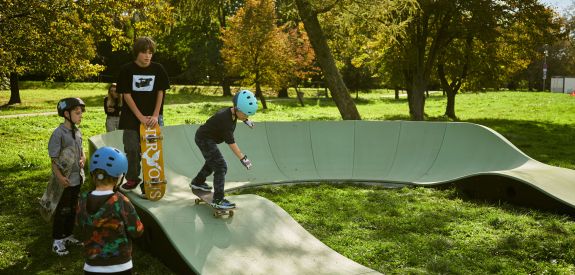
[{"xmin": 0, "ymin": 83, "xmax": 574, "ymax": 274}]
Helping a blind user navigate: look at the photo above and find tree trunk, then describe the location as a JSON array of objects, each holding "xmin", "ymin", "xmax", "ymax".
[
  {"xmin": 410, "ymin": 83, "xmax": 426, "ymax": 121},
  {"xmin": 294, "ymin": 0, "xmax": 361, "ymax": 120},
  {"xmin": 394, "ymin": 86, "xmax": 400, "ymax": 100},
  {"xmin": 221, "ymin": 77, "xmax": 232, "ymax": 97},
  {"xmin": 8, "ymin": 72, "xmax": 21, "ymax": 105},
  {"xmin": 277, "ymin": 87, "xmax": 289, "ymax": 98},
  {"xmin": 255, "ymin": 82, "xmax": 267, "ymax": 109},
  {"xmin": 445, "ymin": 91, "xmax": 456, "ymax": 119},
  {"xmin": 295, "ymin": 86, "xmax": 305, "ymax": 107}
]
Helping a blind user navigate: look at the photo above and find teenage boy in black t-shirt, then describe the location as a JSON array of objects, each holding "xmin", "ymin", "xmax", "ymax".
[{"xmin": 117, "ymin": 37, "xmax": 170, "ymax": 194}]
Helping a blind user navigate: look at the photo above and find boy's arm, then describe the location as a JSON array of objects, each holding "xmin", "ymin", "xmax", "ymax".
[
  {"xmin": 149, "ymin": 90, "xmax": 164, "ymax": 127},
  {"xmin": 228, "ymin": 143, "xmax": 252, "ymax": 169},
  {"xmin": 51, "ymin": 158, "xmax": 70, "ymax": 187},
  {"xmin": 79, "ymin": 150, "xmax": 86, "ymax": 169},
  {"xmin": 228, "ymin": 143, "xmax": 244, "ymax": 160},
  {"xmin": 123, "ymin": 93, "xmax": 147, "ymax": 125},
  {"xmin": 121, "ymin": 196, "xmax": 144, "ymax": 238}
]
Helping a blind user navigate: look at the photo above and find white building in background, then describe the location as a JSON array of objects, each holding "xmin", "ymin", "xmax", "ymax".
[{"xmin": 550, "ymin": 76, "xmax": 575, "ymax": 93}]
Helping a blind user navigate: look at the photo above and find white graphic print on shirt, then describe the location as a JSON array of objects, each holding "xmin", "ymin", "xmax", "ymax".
[{"xmin": 132, "ymin": 75, "xmax": 156, "ymax": 92}]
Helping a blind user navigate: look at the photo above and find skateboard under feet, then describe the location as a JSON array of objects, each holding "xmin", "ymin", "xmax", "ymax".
[{"xmin": 192, "ymin": 188, "xmax": 235, "ymax": 218}]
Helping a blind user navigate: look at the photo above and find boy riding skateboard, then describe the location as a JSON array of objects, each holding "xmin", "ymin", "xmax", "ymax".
[{"xmin": 189, "ymin": 90, "xmax": 258, "ymax": 209}]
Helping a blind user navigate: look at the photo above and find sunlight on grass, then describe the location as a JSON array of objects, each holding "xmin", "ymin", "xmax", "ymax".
[{"xmin": 1, "ymin": 83, "xmax": 574, "ymax": 274}]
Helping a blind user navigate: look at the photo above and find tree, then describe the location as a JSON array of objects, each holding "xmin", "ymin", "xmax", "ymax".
[
  {"xmin": 1, "ymin": 0, "xmax": 102, "ymax": 105},
  {"xmin": 164, "ymin": 0, "xmax": 243, "ymax": 96},
  {"xmin": 276, "ymin": 23, "xmax": 318, "ymax": 98},
  {"xmin": 221, "ymin": 0, "xmax": 294, "ymax": 109},
  {"xmin": 294, "ymin": 0, "xmax": 361, "ymax": 120},
  {"xmin": 0, "ymin": 0, "xmax": 173, "ymax": 106}
]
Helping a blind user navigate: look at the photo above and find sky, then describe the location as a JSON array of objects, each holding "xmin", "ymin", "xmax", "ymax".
[{"xmin": 540, "ymin": 0, "xmax": 573, "ymax": 12}]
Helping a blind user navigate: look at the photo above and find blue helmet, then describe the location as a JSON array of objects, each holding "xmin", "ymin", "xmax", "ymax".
[
  {"xmin": 233, "ymin": 90, "xmax": 258, "ymax": 116},
  {"xmin": 90, "ymin": 147, "xmax": 128, "ymax": 178}
]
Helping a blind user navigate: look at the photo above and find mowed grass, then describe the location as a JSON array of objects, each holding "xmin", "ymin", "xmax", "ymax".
[{"xmin": 0, "ymin": 83, "xmax": 574, "ymax": 274}]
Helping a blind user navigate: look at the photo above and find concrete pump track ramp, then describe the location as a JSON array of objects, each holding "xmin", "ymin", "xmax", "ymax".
[{"xmin": 89, "ymin": 121, "xmax": 575, "ymax": 274}]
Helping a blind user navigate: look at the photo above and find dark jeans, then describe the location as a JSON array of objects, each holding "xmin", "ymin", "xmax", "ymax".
[
  {"xmin": 53, "ymin": 185, "xmax": 81, "ymax": 239},
  {"xmin": 123, "ymin": 129, "xmax": 141, "ymax": 183},
  {"xmin": 193, "ymin": 137, "xmax": 227, "ymax": 201}
]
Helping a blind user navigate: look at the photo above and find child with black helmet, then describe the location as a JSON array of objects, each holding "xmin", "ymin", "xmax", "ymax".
[
  {"xmin": 76, "ymin": 147, "xmax": 144, "ymax": 274},
  {"xmin": 49, "ymin": 97, "xmax": 86, "ymax": 255},
  {"xmin": 190, "ymin": 90, "xmax": 258, "ymax": 209}
]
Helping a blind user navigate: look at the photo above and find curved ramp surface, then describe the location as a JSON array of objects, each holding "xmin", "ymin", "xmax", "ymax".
[{"xmin": 89, "ymin": 121, "xmax": 575, "ymax": 273}]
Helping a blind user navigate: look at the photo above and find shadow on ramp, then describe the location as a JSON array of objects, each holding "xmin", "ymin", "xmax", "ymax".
[{"xmin": 89, "ymin": 121, "xmax": 575, "ymax": 274}]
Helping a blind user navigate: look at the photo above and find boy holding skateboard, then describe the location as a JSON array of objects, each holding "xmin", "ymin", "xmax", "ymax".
[
  {"xmin": 77, "ymin": 146, "xmax": 144, "ymax": 274},
  {"xmin": 47, "ymin": 97, "xmax": 86, "ymax": 256},
  {"xmin": 117, "ymin": 37, "xmax": 170, "ymax": 194},
  {"xmin": 190, "ymin": 90, "xmax": 258, "ymax": 209}
]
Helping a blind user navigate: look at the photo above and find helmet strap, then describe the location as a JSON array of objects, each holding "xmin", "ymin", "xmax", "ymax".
[{"xmin": 64, "ymin": 112, "xmax": 77, "ymax": 140}]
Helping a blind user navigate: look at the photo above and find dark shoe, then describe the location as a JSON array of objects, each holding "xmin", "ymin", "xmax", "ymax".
[
  {"xmin": 120, "ymin": 179, "xmax": 139, "ymax": 191},
  {"xmin": 211, "ymin": 198, "xmax": 236, "ymax": 209},
  {"xmin": 189, "ymin": 181, "xmax": 212, "ymax": 192}
]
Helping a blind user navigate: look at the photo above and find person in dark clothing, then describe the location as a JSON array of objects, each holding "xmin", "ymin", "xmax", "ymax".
[
  {"xmin": 77, "ymin": 146, "xmax": 144, "ymax": 274},
  {"xmin": 117, "ymin": 37, "xmax": 170, "ymax": 195},
  {"xmin": 104, "ymin": 83, "xmax": 121, "ymax": 132},
  {"xmin": 190, "ymin": 90, "xmax": 258, "ymax": 209}
]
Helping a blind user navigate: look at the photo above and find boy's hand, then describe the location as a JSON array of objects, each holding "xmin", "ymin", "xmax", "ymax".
[
  {"xmin": 57, "ymin": 175, "xmax": 71, "ymax": 187},
  {"xmin": 240, "ymin": 155, "xmax": 252, "ymax": 169},
  {"xmin": 243, "ymin": 120, "xmax": 255, "ymax": 129},
  {"xmin": 79, "ymin": 155, "xmax": 86, "ymax": 169},
  {"xmin": 146, "ymin": 116, "xmax": 159, "ymax": 128}
]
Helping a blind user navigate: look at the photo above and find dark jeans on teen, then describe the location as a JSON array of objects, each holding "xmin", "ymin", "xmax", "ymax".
[
  {"xmin": 53, "ymin": 185, "xmax": 81, "ymax": 239},
  {"xmin": 123, "ymin": 118, "xmax": 164, "ymax": 183},
  {"xmin": 193, "ymin": 137, "xmax": 227, "ymax": 201},
  {"xmin": 122, "ymin": 129, "xmax": 141, "ymax": 183}
]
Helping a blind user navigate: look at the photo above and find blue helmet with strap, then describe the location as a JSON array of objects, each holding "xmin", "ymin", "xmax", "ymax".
[
  {"xmin": 233, "ymin": 90, "xmax": 258, "ymax": 116},
  {"xmin": 90, "ymin": 147, "xmax": 128, "ymax": 178}
]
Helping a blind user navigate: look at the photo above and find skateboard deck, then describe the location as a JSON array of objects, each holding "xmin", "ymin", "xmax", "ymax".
[
  {"xmin": 39, "ymin": 146, "xmax": 78, "ymax": 222},
  {"xmin": 192, "ymin": 189, "xmax": 235, "ymax": 218},
  {"xmin": 140, "ymin": 123, "xmax": 166, "ymax": 201}
]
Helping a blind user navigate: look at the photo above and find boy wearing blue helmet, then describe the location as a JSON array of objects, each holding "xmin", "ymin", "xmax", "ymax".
[
  {"xmin": 76, "ymin": 147, "xmax": 144, "ymax": 274},
  {"xmin": 189, "ymin": 90, "xmax": 258, "ymax": 209}
]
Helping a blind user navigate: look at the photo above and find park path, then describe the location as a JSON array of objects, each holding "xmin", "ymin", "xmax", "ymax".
[{"xmin": 0, "ymin": 112, "xmax": 57, "ymax": 119}]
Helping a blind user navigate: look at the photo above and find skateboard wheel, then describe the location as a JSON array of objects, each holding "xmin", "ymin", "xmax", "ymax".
[
  {"xmin": 229, "ymin": 210, "xmax": 234, "ymax": 217},
  {"xmin": 195, "ymin": 199, "xmax": 200, "ymax": 204}
]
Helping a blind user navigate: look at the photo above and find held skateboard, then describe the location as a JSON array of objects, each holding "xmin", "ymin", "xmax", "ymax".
[
  {"xmin": 39, "ymin": 146, "xmax": 78, "ymax": 222},
  {"xmin": 140, "ymin": 123, "xmax": 166, "ymax": 201},
  {"xmin": 192, "ymin": 189, "xmax": 235, "ymax": 218}
]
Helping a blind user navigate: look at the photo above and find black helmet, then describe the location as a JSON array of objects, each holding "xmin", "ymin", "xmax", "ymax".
[{"xmin": 57, "ymin": 98, "xmax": 85, "ymax": 117}]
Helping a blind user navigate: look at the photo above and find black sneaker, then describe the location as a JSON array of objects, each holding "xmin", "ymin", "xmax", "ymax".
[
  {"xmin": 211, "ymin": 198, "xmax": 236, "ymax": 209},
  {"xmin": 189, "ymin": 181, "xmax": 212, "ymax": 192}
]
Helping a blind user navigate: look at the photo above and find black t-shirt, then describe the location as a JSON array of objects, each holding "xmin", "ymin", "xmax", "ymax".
[
  {"xmin": 103, "ymin": 97, "xmax": 121, "ymax": 117},
  {"xmin": 196, "ymin": 107, "xmax": 238, "ymax": 144},
  {"xmin": 117, "ymin": 61, "xmax": 170, "ymax": 130}
]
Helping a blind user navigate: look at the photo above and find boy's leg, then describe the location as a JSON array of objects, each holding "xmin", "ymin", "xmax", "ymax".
[
  {"xmin": 122, "ymin": 129, "xmax": 141, "ymax": 189},
  {"xmin": 195, "ymin": 138, "xmax": 227, "ymax": 200},
  {"xmin": 52, "ymin": 185, "xmax": 80, "ymax": 239}
]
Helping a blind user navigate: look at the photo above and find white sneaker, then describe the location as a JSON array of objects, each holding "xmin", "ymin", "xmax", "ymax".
[
  {"xmin": 52, "ymin": 239, "xmax": 69, "ymax": 256},
  {"xmin": 63, "ymin": 235, "xmax": 82, "ymax": 246}
]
